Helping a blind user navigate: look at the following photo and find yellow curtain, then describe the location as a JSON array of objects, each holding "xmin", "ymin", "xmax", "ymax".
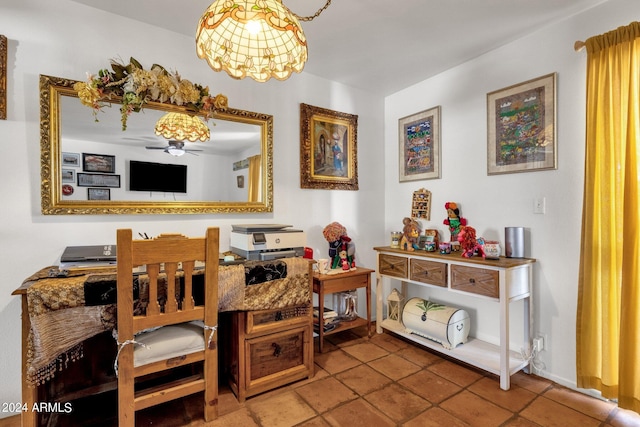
[
  {"xmin": 577, "ymin": 21, "xmax": 640, "ymax": 413},
  {"xmin": 247, "ymin": 154, "xmax": 261, "ymax": 202}
]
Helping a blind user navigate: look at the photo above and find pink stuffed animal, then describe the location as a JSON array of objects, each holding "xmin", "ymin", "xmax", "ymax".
[{"xmin": 457, "ymin": 225, "xmax": 485, "ymax": 258}]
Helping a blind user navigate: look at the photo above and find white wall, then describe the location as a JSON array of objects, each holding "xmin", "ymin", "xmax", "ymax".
[
  {"xmin": 0, "ymin": 0, "xmax": 384, "ymax": 411},
  {"xmin": 1, "ymin": 0, "xmax": 636, "ymax": 415},
  {"xmin": 384, "ymin": 0, "xmax": 639, "ymax": 391}
]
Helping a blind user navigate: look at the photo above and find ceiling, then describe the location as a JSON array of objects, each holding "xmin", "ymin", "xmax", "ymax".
[{"xmin": 69, "ymin": 0, "xmax": 606, "ymax": 96}]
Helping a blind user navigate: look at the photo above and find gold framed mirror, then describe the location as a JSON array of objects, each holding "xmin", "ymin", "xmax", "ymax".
[{"xmin": 40, "ymin": 75, "xmax": 273, "ymax": 214}]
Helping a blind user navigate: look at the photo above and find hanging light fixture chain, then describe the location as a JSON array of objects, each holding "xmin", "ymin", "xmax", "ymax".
[{"xmin": 290, "ymin": 0, "xmax": 332, "ymax": 21}]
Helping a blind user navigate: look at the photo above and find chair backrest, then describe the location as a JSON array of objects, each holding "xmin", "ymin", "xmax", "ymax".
[
  {"xmin": 116, "ymin": 228, "xmax": 219, "ymax": 425},
  {"xmin": 116, "ymin": 228, "xmax": 219, "ymax": 338}
]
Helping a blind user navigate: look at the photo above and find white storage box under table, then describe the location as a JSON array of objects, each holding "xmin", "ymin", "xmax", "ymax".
[{"xmin": 403, "ymin": 297, "xmax": 470, "ymax": 350}]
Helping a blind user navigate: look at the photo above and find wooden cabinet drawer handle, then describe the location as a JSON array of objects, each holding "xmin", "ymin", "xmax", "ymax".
[
  {"xmin": 272, "ymin": 343, "xmax": 282, "ymax": 357},
  {"xmin": 469, "ymin": 278, "xmax": 476, "ymax": 284}
]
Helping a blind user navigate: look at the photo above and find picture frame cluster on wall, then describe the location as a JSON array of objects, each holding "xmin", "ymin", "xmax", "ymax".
[
  {"xmin": 300, "ymin": 103, "xmax": 359, "ymax": 191},
  {"xmin": 61, "ymin": 151, "xmax": 120, "ymax": 199},
  {"xmin": 398, "ymin": 73, "xmax": 557, "ymax": 181}
]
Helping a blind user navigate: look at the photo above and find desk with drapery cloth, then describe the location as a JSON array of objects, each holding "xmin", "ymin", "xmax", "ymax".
[{"xmin": 13, "ymin": 257, "xmax": 312, "ymax": 391}]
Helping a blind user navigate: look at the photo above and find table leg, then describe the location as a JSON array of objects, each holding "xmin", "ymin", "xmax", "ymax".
[
  {"xmin": 366, "ymin": 276, "xmax": 372, "ymax": 337},
  {"xmin": 318, "ymin": 288, "xmax": 325, "ymax": 353},
  {"xmin": 21, "ymin": 295, "xmax": 37, "ymax": 427}
]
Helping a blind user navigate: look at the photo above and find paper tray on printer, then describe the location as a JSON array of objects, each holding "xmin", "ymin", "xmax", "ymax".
[{"xmin": 231, "ymin": 224, "xmax": 293, "ymax": 232}]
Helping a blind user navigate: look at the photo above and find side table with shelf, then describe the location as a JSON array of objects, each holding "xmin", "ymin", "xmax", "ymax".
[
  {"xmin": 312, "ymin": 267, "xmax": 374, "ymax": 352},
  {"xmin": 374, "ymin": 246, "xmax": 535, "ymax": 390}
]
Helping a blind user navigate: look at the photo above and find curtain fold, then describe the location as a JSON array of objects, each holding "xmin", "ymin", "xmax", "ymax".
[
  {"xmin": 577, "ymin": 21, "xmax": 640, "ymax": 413},
  {"xmin": 247, "ymin": 154, "xmax": 261, "ymax": 202}
]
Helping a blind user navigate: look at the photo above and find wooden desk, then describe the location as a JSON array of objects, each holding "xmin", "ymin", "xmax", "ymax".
[
  {"xmin": 12, "ymin": 284, "xmax": 38, "ymax": 427},
  {"xmin": 312, "ymin": 267, "xmax": 374, "ymax": 352},
  {"xmin": 12, "ymin": 267, "xmax": 119, "ymax": 427}
]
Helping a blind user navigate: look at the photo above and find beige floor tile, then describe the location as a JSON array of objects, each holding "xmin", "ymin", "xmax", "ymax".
[
  {"xmin": 369, "ymin": 331, "xmax": 411, "ymax": 352},
  {"xmin": 295, "ymin": 416, "xmax": 332, "ymax": 427},
  {"xmin": 396, "ymin": 345, "xmax": 445, "ymax": 367},
  {"xmin": 439, "ymin": 390, "xmax": 513, "ymax": 427},
  {"xmin": 368, "ymin": 353, "xmax": 421, "ymax": 380},
  {"xmin": 501, "ymin": 416, "xmax": 541, "ymax": 427},
  {"xmin": 202, "ymin": 408, "xmax": 259, "ymax": 427},
  {"xmin": 543, "ymin": 385, "xmax": 616, "ymax": 421},
  {"xmin": 334, "ymin": 364, "xmax": 393, "ymax": 395},
  {"xmin": 510, "ymin": 371, "xmax": 553, "ymax": 394},
  {"xmin": 467, "ymin": 377, "xmax": 537, "ymax": 412},
  {"xmin": 427, "ymin": 359, "xmax": 483, "ymax": 387},
  {"xmin": 402, "ymin": 407, "xmax": 470, "ymax": 427},
  {"xmin": 341, "ymin": 341, "xmax": 389, "ymax": 362},
  {"xmin": 325, "ymin": 330, "xmax": 367, "ymax": 348},
  {"xmin": 322, "ymin": 398, "xmax": 395, "ymax": 427},
  {"xmin": 314, "ymin": 349, "xmax": 362, "ymax": 374},
  {"xmin": 399, "ymin": 369, "xmax": 462, "ymax": 403},
  {"xmin": 364, "ymin": 383, "xmax": 431, "ymax": 423},
  {"xmin": 246, "ymin": 391, "xmax": 316, "ymax": 427},
  {"xmin": 295, "ymin": 377, "xmax": 358, "ymax": 413},
  {"xmin": 520, "ymin": 396, "xmax": 602, "ymax": 427}
]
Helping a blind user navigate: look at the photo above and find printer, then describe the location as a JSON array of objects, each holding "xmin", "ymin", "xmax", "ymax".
[{"xmin": 230, "ymin": 224, "xmax": 306, "ymax": 260}]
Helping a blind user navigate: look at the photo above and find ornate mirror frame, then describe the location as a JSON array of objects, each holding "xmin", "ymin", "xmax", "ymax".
[{"xmin": 40, "ymin": 75, "xmax": 273, "ymax": 215}]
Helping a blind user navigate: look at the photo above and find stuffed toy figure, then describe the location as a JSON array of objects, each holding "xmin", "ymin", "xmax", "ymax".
[
  {"xmin": 457, "ymin": 225, "xmax": 485, "ymax": 258},
  {"xmin": 443, "ymin": 202, "xmax": 467, "ymax": 242},
  {"xmin": 400, "ymin": 217, "xmax": 421, "ymax": 251},
  {"xmin": 322, "ymin": 222, "xmax": 356, "ymax": 270}
]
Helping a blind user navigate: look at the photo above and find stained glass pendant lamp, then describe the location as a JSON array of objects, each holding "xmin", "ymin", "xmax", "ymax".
[
  {"xmin": 154, "ymin": 112, "xmax": 211, "ymax": 142},
  {"xmin": 195, "ymin": 0, "xmax": 331, "ymax": 82}
]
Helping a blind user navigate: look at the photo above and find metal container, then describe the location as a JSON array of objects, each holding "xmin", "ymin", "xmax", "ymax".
[{"xmin": 505, "ymin": 227, "xmax": 525, "ymax": 258}]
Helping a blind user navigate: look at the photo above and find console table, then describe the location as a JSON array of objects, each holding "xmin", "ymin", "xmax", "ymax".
[
  {"xmin": 312, "ymin": 267, "xmax": 374, "ymax": 352},
  {"xmin": 373, "ymin": 246, "xmax": 535, "ymax": 390}
]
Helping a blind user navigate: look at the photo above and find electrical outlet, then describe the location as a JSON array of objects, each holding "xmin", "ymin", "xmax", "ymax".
[
  {"xmin": 533, "ymin": 197, "xmax": 546, "ymax": 214},
  {"xmin": 533, "ymin": 336, "xmax": 544, "ymax": 352}
]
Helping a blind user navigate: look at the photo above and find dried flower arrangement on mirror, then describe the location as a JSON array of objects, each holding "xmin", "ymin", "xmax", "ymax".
[{"xmin": 73, "ymin": 57, "xmax": 228, "ymax": 130}]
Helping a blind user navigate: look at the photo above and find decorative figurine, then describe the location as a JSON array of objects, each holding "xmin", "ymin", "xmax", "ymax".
[
  {"xmin": 443, "ymin": 202, "xmax": 467, "ymax": 242},
  {"xmin": 457, "ymin": 225, "xmax": 485, "ymax": 258},
  {"xmin": 400, "ymin": 217, "xmax": 421, "ymax": 251},
  {"xmin": 322, "ymin": 222, "xmax": 356, "ymax": 270},
  {"xmin": 423, "ymin": 229, "xmax": 440, "ymax": 252}
]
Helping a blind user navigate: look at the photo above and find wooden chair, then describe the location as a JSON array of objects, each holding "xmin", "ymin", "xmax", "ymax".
[{"xmin": 115, "ymin": 228, "xmax": 219, "ymax": 426}]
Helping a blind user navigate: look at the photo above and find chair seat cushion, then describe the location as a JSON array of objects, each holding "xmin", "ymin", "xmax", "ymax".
[{"xmin": 133, "ymin": 321, "xmax": 204, "ymax": 367}]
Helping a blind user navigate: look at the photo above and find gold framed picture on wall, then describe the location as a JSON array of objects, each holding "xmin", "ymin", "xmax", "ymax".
[
  {"xmin": 300, "ymin": 103, "xmax": 358, "ymax": 190},
  {"xmin": 1, "ymin": 35, "xmax": 7, "ymax": 120}
]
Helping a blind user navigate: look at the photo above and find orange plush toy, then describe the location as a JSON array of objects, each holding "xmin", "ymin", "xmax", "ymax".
[{"xmin": 400, "ymin": 217, "xmax": 421, "ymax": 251}]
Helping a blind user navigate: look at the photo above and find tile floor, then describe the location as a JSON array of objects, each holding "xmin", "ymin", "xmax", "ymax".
[{"xmin": 2, "ymin": 326, "xmax": 639, "ymax": 427}]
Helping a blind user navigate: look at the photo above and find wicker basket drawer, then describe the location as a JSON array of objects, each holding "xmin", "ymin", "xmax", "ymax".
[
  {"xmin": 450, "ymin": 265, "xmax": 499, "ymax": 298},
  {"xmin": 378, "ymin": 254, "xmax": 408, "ymax": 278},
  {"xmin": 410, "ymin": 259, "xmax": 447, "ymax": 287},
  {"xmin": 245, "ymin": 305, "xmax": 311, "ymax": 335}
]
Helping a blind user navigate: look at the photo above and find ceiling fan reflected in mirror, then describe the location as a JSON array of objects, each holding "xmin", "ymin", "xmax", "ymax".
[{"xmin": 145, "ymin": 140, "xmax": 203, "ymax": 157}]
